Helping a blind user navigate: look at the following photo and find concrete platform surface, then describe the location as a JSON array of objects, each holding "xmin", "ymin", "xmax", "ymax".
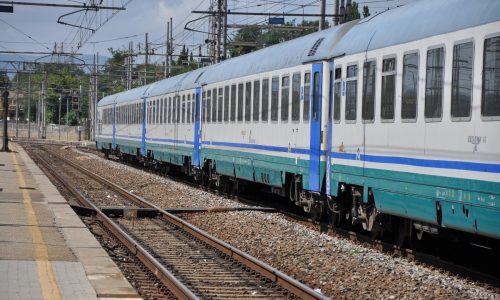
[{"xmin": 0, "ymin": 143, "xmax": 141, "ymax": 300}]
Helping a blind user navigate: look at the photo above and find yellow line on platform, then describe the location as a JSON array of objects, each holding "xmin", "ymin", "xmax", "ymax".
[{"xmin": 11, "ymin": 147, "xmax": 63, "ymax": 300}]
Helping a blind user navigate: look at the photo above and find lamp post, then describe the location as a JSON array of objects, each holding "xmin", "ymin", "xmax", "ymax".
[{"xmin": 1, "ymin": 74, "xmax": 9, "ymax": 151}]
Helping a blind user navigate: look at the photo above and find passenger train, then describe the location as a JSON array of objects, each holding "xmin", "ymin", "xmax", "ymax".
[{"xmin": 96, "ymin": 0, "xmax": 500, "ymax": 243}]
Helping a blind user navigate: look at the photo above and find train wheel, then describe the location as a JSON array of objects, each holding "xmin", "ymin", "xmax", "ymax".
[{"xmin": 394, "ymin": 218, "xmax": 411, "ymax": 247}]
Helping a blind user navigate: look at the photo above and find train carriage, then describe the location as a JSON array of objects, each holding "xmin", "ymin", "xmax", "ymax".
[
  {"xmin": 326, "ymin": 0, "xmax": 500, "ymax": 241},
  {"xmin": 96, "ymin": 0, "xmax": 500, "ymax": 243}
]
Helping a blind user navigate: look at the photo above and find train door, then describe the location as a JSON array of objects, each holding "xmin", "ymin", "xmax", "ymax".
[
  {"xmin": 309, "ymin": 63, "xmax": 323, "ymax": 192},
  {"xmin": 192, "ymin": 87, "xmax": 202, "ymax": 167},
  {"xmin": 140, "ymin": 97, "xmax": 147, "ymax": 156},
  {"xmin": 326, "ymin": 61, "xmax": 335, "ymax": 195},
  {"xmin": 112, "ymin": 103, "xmax": 116, "ymax": 150}
]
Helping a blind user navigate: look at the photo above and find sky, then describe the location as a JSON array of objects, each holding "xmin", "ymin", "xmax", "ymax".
[{"xmin": 0, "ymin": 0, "xmax": 415, "ymax": 65}]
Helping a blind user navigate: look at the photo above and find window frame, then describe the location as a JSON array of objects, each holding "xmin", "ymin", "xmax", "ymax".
[
  {"xmin": 345, "ymin": 63, "xmax": 358, "ymax": 124},
  {"xmin": 424, "ymin": 44, "xmax": 446, "ymax": 122},
  {"xmin": 303, "ymin": 71, "xmax": 311, "ymax": 122},
  {"xmin": 261, "ymin": 78, "xmax": 269, "ymax": 123},
  {"xmin": 291, "ymin": 72, "xmax": 301, "ymax": 123},
  {"xmin": 401, "ymin": 50, "xmax": 420, "ymax": 123},
  {"xmin": 271, "ymin": 76, "xmax": 280, "ymax": 122},
  {"xmin": 362, "ymin": 59, "xmax": 377, "ymax": 123},
  {"xmin": 481, "ymin": 33, "xmax": 500, "ymax": 121},
  {"xmin": 245, "ymin": 81, "xmax": 252, "ymax": 122},
  {"xmin": 451, "ymin": 38, "xmax": 474, "ymax": 122},
  {"xmin": 381, "ymin": 55, "xmax": 397, "ymax": 123},
  {"xmin": 333, "ymin": 66, "xmax": 342, "ymax": 123},
  {"xmin": 281, "ymin": 74, "xmax": 290, "ymax": 122}
]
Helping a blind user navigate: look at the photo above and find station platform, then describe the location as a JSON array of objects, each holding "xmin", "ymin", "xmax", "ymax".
[{"xmin": 0, "ymin": 143, "xmax": 140, "ymax": 300}]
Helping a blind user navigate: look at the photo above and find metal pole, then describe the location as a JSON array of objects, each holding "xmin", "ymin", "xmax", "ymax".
[
  {"xmin": 145, "ymin": 32, "xmax": 148, "ymax": 85},
  {"xmin": 27, "ymin": 72, "xmax": 31, "ymax": 139},
  {"xmin": 333, "ymin": 0, "xmax": 340, "ymax": 26},
  {"xmin": 66, "ymin": 96, "xmax": 68, "ymax": 142},
  {"xmin": 1, "ymin": 89, "xmax": 8, "ymax": 151},
  {"xmin": 169, "ymin": 17, "xmax": 173, "ymax": 76},
  {"xmin": 42, "ymin": 72, "xmax": 46, "ymax": 139},
  {"xmin": 94, "ymin": 52, "xmax": 98, "ymax": 141},
  {"xmin": 223, "ymin": 0, "xmax": 227, "ymax": 60},
  {"xmin": 167, "ymin": 22, "xmax": 170, "ymax": 78},
  {"xmin": 58, "ymin": 96, "xmax": 61, "ymax": 140},
  {"xmin": 37, "ymin": 85, "xmax": 40, "ymax": 138},
  {"xmin": 319, "ymin": 0, "xmax": 326, "ymax": 30},
  {"xmin": 15, "ymin": 74, "xmax": 19, "ymax": 137},
  {"xmin": 216, "ymin": 0, "xmax": 222, "ymax": 62}
]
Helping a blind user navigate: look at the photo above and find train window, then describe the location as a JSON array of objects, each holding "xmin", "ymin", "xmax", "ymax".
[
  {"xmin": 163, "ymin": 98, "xmax": 167, "ymax": 124},
  {"xmin": 312, "ymin": 72, "xmax": 320, "ymax": 120},
  {"xmin": 328, "ymin": 70, "xmax": 333, "ymax": 121},
  {"xmin": 402, "ymin": 52, "xmax": 419, "ymax": 121},
  {"xmin": 167, "ymin": 97, "xmax": 171, "ymax": 124},
  {"xmin": 362, "ymin": 60, "xmax": 376, "ymax": 122},
  {"xmin": 186, "ymin": 95, "xmax": 191, "ymax": 124},
  {"xmin": 281, "ymin": 76, "xmax": 290, "ymax": 121},
  {"xmin": 381, "ymin": 57, "xmax": 396, "ymax": 121},
  {"xmin": 194, "ymin": 93, "xmax": 199, "ymax": 122},
  {"xmin": 245, "ymin": 82, "xmax": 252, "ymax": 122},
  {"xmin": 212, "ymin": 88, "xmax": 217, "ymax": 122},
  {"xmin": 345, "ymin": 65, "xmax": 358, "ymax": 121},
  {"xmin": 206, "ymin": 90, "xmax": 211, "ymax": 123},
  {"xmin": 425, "ymin": 47, "xmax": 445, "ymax": 121},
  {"xmin": 451, "ymin": 42, "xmax": 473, "ymax": 120},
  {"xmin": 230, "ymin": 84, "xmax": 236, "ymax": 122},
  {"xmin": 292, "ymin": 73, "xmax": 301, "ymax": 121},
  {"xmin": 334, "ymin": 67, "xmax": 342, "ymax": 122},
  {"xmin": 182, "ymin": 95, "xmax": 187, "ymax": 124},
  {"xmin": 262, "ymin": 78, "xmax": 269, "ymax": 122},
  {"xmin": 147, "ymin": 103, "xmax": 150, "ymax": 124},
  {"xmin": 150, "ymin": 102, "xmax": 153, "ymax": 124},
  {"xmin": 156, "ymin": 99, "xmax": 160, "ymax": 124},
  {"xmin": 224, "ymin": 86, "xmax": 229, "ymax": 122},
  {"xmin": 253, "ymin": 80, "xmax": 260, "ymax": 122},
  {"xmin": 303, "ymin": 72, "xmax": 311, "ymax": 121},
  {"xmin": 271, "ymin": 76, "xmax": 279, "ymax": 121},
  {"xmin": 482, "ymin": 36, "xmax": 500, "ymax": 119},
  {"xmin": 175, "ymin": 95, "xmax": 184, "ymax": 124},
  {"xmin": 218, "ymin": 88, "xmax": 223, "ymax": 122},
  {"xmin": 238, "ymin": 83, "xmax": 244, "ymax": 121}
]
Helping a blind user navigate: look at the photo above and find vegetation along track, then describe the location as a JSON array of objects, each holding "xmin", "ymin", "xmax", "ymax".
[{"xmin": 25, "ymin": 143, "xmax": 328, "ymax": 300}]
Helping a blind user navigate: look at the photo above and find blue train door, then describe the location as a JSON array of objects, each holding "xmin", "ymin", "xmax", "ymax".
[
  {"xmin": 309, "ymin": 63, "xmax": 323, "ymax": 192},
  {"xmin": 112, "ymin": 103, "xmax": 116, "ymax": 150},
  {"xmin": 192, "ymin": 87, "xmax": 202, "ymax": 167}
]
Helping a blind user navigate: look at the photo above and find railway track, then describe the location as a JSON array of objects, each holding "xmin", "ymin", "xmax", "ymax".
[
  {"xmin": 25, "ymin": 144, "xmax": 328, "ymax": 300},
  {"xmin": 71, "ymin": 144, "xmax": 500, "ymax": 289}
]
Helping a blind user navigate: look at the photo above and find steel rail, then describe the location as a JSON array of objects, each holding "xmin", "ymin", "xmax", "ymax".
[
  {"xmin": 69, "ymin": 143, "xmax": 500, "ymax": 288},
  {"xmin": 28, "ymin": 147, "xmax": 199, "ymax": 300},
  {"xmin": 40, "ymin": 145, "xmax": 330, "ymax": 300}
]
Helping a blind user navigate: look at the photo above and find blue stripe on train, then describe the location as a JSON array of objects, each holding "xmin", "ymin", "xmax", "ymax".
[
  {"xmin": 99, "ymin": 134, "xmax": 500, "ymax": 174},
  {"xmin": 332, "ymin": 152, "xmax": 500, "ymax": 174}
]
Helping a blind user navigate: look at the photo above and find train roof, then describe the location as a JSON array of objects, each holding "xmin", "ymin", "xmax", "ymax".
[
  {"xmin": 98, "ymin": 93, "xmax": 119, "ymax": 106},
  {"xmin": 197, "ymin": 21, "xmax": 355, "ymax": 85},
  {"xmin": 332, "ymin": 0, "xmax": 500, "ymax": 57},
  {"xmin": 98, "ymin": 22, "xmax": 354, "ymax": 106}
]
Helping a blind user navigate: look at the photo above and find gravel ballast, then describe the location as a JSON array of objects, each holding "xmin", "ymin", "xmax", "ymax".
[{"xmin": 49, "ymin": 145, "xmax": 499, "ymax": 299}]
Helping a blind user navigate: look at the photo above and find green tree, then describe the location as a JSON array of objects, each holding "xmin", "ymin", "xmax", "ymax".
[
  {"xmin": 351, "ymin": 1, "xmax": 361, "ymax": 20},
  {"xmin": 362, "ymin": 5, "xmax": 370, "ymax": 18},
  {"xmin": 229, "ymin": 19, "xmax": 325, "ymax": 58},
  {"xmin": 177, "ymin": 45, "xmax": 189, "ymax": 65}
]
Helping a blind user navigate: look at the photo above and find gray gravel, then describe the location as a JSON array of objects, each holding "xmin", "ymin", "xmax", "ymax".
[{"xmin": 60, "ymin": 146, "xmax": 500, "ymax": 299}]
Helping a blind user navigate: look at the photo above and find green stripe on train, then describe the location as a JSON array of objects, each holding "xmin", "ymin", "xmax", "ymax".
[{"xmin": 329, "ymin": 164, "xmax": 500, "ymax": 239}]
